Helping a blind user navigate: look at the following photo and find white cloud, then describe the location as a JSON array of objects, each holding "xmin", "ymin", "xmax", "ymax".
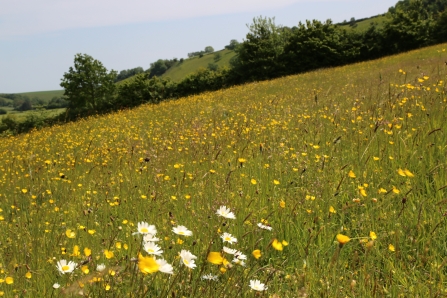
[{"xmin": 0, "ymin": 0, "xmax": 310, "ymax": 38}]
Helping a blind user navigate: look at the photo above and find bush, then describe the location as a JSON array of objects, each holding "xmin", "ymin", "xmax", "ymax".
[{"xmin": 0, "ymin": 108, "xmax": 7, "ymax": 115}]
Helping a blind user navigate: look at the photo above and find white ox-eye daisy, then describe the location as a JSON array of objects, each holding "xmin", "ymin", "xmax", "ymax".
[
  {"xmin": 172, "ymin": 225, "xmax": 193, "ymax": 236},
  {"xmin": 144, "ymin": 241, "xmax": 164, "ymax": 256},
  {"xmin": 133, "ymin": 222, "xmax": 157, "ymax": 235},
  {"xmin": 221, "ymin": 232, "xmax": 237, "ymax": 244},
  {"xmin": 216, "ymin": 206, "xmax": 236, "ymax": 219},
  {"xmin": 56, "ymin": 259, "xmax": 76, "ymax": 274},
  {"xmin": 179, "ymin": 250, "xmax": 197, "ymax": 269},
  {"xmin": 249, "ymin": 279, "xmax": 267, "ymax": 291},
  {"xmin": 155, "ymin": 258, "xmax": 174, "ymax": 274}
]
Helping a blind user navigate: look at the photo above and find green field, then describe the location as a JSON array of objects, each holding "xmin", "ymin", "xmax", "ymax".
[
  {"xmin": 339, "ymin": 14, "xmax": 388, "ymax": 31},
  {"xmin": 162, "ymin": 49, "xmax": 236, "ymax": 82},
  {"xmin": 0, "ymin": 43, "xmax": 446, "ymax": 297},
  {"xmin": 0, "ymin": 107, "xmax": 65, "ymax": 120},
  {"xmin": 118, "ymin": 49, "xmax": 237, "ymax": 85},
  {"xmin": 16, "ymin": 90, "xmax": 64, "ymax": 101}
]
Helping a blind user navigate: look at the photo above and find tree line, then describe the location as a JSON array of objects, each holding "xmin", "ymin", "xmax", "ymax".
[
  {"xmin": 3, "ymin": 0, "xmax": 447, "ymax": 134},
  {"xmin": 60, "ymin": 0, "xmax": 447, "ymax": 116}
]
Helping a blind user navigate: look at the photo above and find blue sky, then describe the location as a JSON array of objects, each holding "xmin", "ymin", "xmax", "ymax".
[{"xmin": 0, "ymin": 0, "xmax": 398, "ymax": 93}]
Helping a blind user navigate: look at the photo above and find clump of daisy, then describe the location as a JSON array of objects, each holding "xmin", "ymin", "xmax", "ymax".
[
  {"xmin": 155, "ymin": 258, "xmax": 174, "ymax": 274},
  {"xmin": 216, "ymin": 206, "xmax": 236, "ymax": 219},
  {"xmin": 144, "ymin": 241, "xmax": 164, "ymax": 256},
  {"xmin": 133, "ymin": 222, "xmax": 157, "ymax": 236},
  {"xmin": 179, "ymin": 250, "xmax": 197, "ymax": 269},
  {"xmin": 221, "ymin": 232, "xmax": 238, "ymax": 244},
  {"xmin": 249, "ymin": 279, "xmax": 267, "ymax": 291},
  {"xmin": 143, "ymin": 233, "xmax": 160, "ymax": 243},
  {"xmin": 202, "ymin": 273, "xmax": 218, "ymax": 281},
  {"xmin": 96, "ymin": 264, "xmax": 106, "ymax": 272},
  {"xmin": 222, "ymin": 246, "xmax": 237, "ymax": 255},
  {"xmin": 257, "ymin": 222, "xmax": 272, "ymax": 231},
  {"xmin": 172, "ymin": 225, "xmax": 193, "ymax": 236}
]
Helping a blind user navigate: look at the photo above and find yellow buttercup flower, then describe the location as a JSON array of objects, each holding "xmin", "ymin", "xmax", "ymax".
[
  {"xmin": 65, "ymin": 229, "xmax": 76, "ymax": 239},
  {"xmin": 207, "ymin": 252, "xmax": 224, "ymax": 265},
  {"xmin": 104, "ymin": 250, "xmax": 114, "ymax": 259},
  {"xmin": 336, "ymin": 234, "xmax": 351, "ymax": 245},
  {"xmin": 272, "ymin": 239, "xmax": 283, "ymax": 251},
  {"xmin": 252, "ymin": 249, "xmax": 261, "ymax": 259}
]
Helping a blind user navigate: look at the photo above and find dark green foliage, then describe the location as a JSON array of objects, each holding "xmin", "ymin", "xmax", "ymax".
[
  {"xmin": 148, "ymin": 59, "xmax": 177, "ymax": 78},
  {"xmin": 115, "ymin": 67, "xmax": 144, "ymax": 82},
  {"xmin": 188, "ymin": 46, "xmax": 214, "ymax": 58},
  {"xmin": 47, "ymin": 97, "xmax": 69, "ymax": 109},
  {"xmin": 207, "ymin": 63, "xmax": 219, "ymax": 71},
  {"xmin": 60, "ymin": 54, "xmax": 117, "ymax": 113},
  {"xmin": 0, "ymin": 108, "xmax": 7, "ymax": 115},
  {"xmin": 205, "ymin": 46, "xmax": 214, "ymax": 53},
  {"xmin": 231, "ymin": 16, "xmax": 288, "ymax": 82},
  {"xmin": 225, "ymin": 39, "xmax": 240, "ymax": 50},
  {"xmin": 116, "ymin": 73, "xmax": 178, "ymax": 107},
  {"xmin": 214, "ymin": 53, "xmax": 221, "ymax": 62},
  {"xmin": 17, "ymin": 98, "xmax": 33, "ymax": 111},
  {"xmin": 177, "ymin": 67, "xmax": 230, "ymax": 95},
  {"xmin": 282, "ymin": 20, "xmax": 359, "ymax": 73},
  {"xmin": 392, "ymin": 0, "xmax": 447, "ymax": 14},
  {"xmin": 383, "ymin": 0, "xmax": 434, "ymax": 53},
  {"xmin": 433, "ymin": 10, "xmax": 447, "ymax": 42},
  {"xmin": 355, "ymin": 22, "xmax": 387, "ymax": 60}
]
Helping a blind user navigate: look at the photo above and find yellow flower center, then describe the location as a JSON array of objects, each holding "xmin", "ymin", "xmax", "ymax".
[
  {"xmin": 62, "ymin": 265, "xmax": 70, "ymax": 271},
  {"xmin": 183, "ymin": 259, "xmax": 189, "ymax": 265},
  {"xmin": 141, "ymin": 228, "xmax": 148, "ymax": 233}
]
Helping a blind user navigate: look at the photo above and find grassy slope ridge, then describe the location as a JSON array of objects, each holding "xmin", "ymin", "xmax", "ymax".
[
  {"xmin": 0, "ymin": 43, "xmax": 446, "ymax": 296},
  {"xmin": 338, "ymin": 14, "xmax": 388, "ymax": 31},
  {"xmin": 15, "ymin": 90, "xmax": 64, "ymax": 101},
  {"xmin": 162, "ymin": 49, "xmax": 236, "ymax": 82}
]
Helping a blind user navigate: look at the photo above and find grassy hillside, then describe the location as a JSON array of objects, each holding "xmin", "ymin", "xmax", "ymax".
[
  {"xmin": 338, "ymin": 14, "xmax": 388, "ymax": 31},
  {"xmin": 118, "ymin": 49, "xmax": 237, "ymax": 85},
  {"xmin": 17, "ymin": 89, "xmax": 64, "ymax": 101},
  {"xmin": 0, "ymin": 43, "xmax": 446, "ymax": 297},
  {"xmin": 162, "ymin": 49, "xmax": 236, "ymax": 82}
]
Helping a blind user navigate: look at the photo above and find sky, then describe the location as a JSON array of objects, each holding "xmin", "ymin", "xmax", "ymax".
[{"xmin": 0, "ymin": 0, "xmax": 399, "ymax": 94}]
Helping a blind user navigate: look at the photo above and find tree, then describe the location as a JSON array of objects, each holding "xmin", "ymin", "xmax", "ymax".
[
  {"xmin": 231, "ymin": 16, "xmax": 288, "ymax": 82},
  {"xmin": 60, "ymin": 54, "xmax": 117, "ymax": 112},
  {"xmin": 17, "ymin": 98, "xmax": 33, "ymax": 111},
  {"xmin": 225, "ymin": 39, "xmax": 240, "ymax": 50},
  {"xmin": 214, "ymin": 52, "xmax": 221, "ymax": 62},
  {"xmin": 204, "ymin": 46, "xmax": 214, "ymax": 53},
  {"xmin": 383, "ymin": 0, "xmax": 434, "ymax": 53}
]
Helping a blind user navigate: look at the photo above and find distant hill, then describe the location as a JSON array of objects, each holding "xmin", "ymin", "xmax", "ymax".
[
  {"xmin": 337, "ymin": 14, "xmax": 388, "ymax": 31},
  {"xmin": 16, "ymin": 90, "xmax": 64, "ymax": 101},
  {"xmin": 118, "ymin": 49, "xmax": 237, "ymax": 85},
  {"xmin": 161, "ymin": 49, "xmax": 236, "ymax": 82}
]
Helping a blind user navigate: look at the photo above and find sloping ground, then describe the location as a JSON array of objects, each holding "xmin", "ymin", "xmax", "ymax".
[
  {"xmin": 0, "ymin": 43, "xmax": 446, "ymax": 297},
  {"xmin": 16, "ymin": 89, "xmax": 64, "ymax": 101},
  {"xmin": 338, "ymin": 14, "xmax": 388, "ymax": 31},
  {"xmin": 162, "ymin": 49, "xmax": 236, "ymax": 81}
]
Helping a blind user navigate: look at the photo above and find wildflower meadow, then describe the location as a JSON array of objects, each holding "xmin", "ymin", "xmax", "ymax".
[{"xmin": 0, "ymin": 44, "xmax": 446, "ymax": 297}]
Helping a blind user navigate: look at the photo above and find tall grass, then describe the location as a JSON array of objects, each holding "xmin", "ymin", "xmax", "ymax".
[{"xmin": 0, "ymin": 44, "xmax": 446, "ymax": 297}]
